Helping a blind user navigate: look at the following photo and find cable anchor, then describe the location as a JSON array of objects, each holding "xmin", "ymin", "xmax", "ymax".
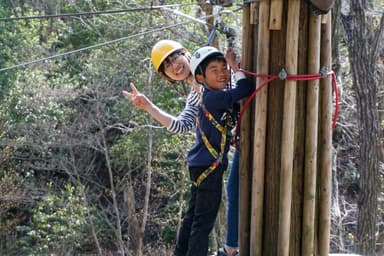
[
  {"xmin": 320, "ymin": 67, "xmax": 329, "ymax": 78},
  {"xmin": 278, "ymin": 68, "xmax": 288, "ymax": 80}
]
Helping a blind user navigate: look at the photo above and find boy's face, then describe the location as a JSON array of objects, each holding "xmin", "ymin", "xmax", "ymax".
[{"xmin": 196, "ymin": 60, "xmax": 230, "ymax": 90}]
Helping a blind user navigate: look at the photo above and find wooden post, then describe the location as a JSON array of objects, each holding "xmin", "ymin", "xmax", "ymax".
[
  {"xmin": 302, "ymin": 11, "xmax": 321, "ymax": 256},
  {"xmin": 250, "ymin": 1, "xmax": 260, "ymax": 25},
  {"xmin": 269, "ymin": 0, "xmax": 283, "ymax": 30},
  {"xmin": 239, "ymin": 2, "xmax": 256, "ymax": 255},
  {"xmin": 318, "ymin": 13, "xmax": 332, "ymax": 256},
  {"xmin": 250, "ymin": 0, "xmax": 270, "ymax": 255},
  {"xmin": 239, "ymin": 1, "xmax": 333, "ymax": 254},
  {"xmin": 277, "ymin": 0, "xmax": 300, "ymax": 255}
]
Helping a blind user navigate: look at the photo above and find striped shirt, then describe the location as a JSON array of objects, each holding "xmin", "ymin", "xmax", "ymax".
[{"xmin": 167, "ymin": 88, "xmax": 200, "ymax": 134}]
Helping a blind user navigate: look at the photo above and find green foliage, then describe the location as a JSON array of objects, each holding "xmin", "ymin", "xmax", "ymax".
[
  {"xmin": 0, "ymin": 0, "xmax": 234, "ymax": 254},
  {"xmin": 1, "ymin": 89, "xmax": 67, "ymax": 125},
  {"xmin": 0, "ymin": 170, "xmax": 28, "ymax": 232},
  {"xmin": 15, "ymin": 183, "xmax": 93, "ymax": 255},
  {"xmin": 109, "ymin": 130, "xmax": 149, "ymax": 167},
  {"xmin": 0, "ymin": 6, "xmax": 18, "ymax": 100}
]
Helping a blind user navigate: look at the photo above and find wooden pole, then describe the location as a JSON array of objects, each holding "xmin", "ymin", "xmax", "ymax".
[
  {"xmin": 318, "ymin": 13, "xmax": 332, "ymax": 256},
  {"xmin": 239, "ymin": 1, "xmax": 333, "ymax": 254},
  {"xmin": 250, "ymin": 0, "xmax": 270, "ymax": 255},
  {"xmin": 269, "ymin": 0, "xmax": 283, "ymax": 30},
  {"xmin": 302, "ymin": 11, "xmax": 321, "ymax": 256},
  {"xmin": 239, "ymin": 3, "xmax": 255, "ymax": 255},
  {"xmin": 250, "ymin": 1, "xmax": 260, "ymax": 25},
  {"xmin": 289, "ymin": 3, "xmax": 308, "ymax": 254},
  {"xmin": 277, "ymin": 0, "xmax": 300, "ymax": 255}
]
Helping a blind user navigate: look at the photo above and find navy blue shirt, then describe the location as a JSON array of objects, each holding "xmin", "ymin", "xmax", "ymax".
[{"xmin": 187, "ymin": 74, "xmax": 254, "ymax": 168}]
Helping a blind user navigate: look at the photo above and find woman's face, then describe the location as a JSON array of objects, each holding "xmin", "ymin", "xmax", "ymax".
[{"xmin": 162, "ymin": 52, "xmax": 191, "ymax": 81}]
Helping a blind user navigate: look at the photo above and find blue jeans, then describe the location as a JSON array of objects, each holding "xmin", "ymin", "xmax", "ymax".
[
  {"xmin": 174, "ymin": 165, "xmax": 225, "ymax": 256},
  {"xmin": 226, "ymin": 150, "xmax": 239, "ymax": 248}
]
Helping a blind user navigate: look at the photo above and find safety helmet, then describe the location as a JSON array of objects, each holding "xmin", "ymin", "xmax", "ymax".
[
  {"xmin": 151, "ymin": 40, "xmax": 185, "ymax": 72},
  {"xmin": 190, "ymin": 46, "xmax": 222, "ymax": 77}
]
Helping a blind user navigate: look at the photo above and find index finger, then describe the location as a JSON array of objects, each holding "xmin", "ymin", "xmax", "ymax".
[
  {"xmin": 122, "ymin": 90, "xmax": 133, "ymax": 98},
  {"xmin": 130, "ymin": 82, "xmax": 139, "ymax": 94}
]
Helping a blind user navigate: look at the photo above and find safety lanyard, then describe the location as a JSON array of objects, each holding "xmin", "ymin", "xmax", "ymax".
[{"xmin": 194, "ymin": 102, "xmax": 228, "ymax": 187}]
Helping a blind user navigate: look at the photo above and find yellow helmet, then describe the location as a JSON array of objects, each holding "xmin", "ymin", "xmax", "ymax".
[{"xmin": 151, "ymin": 40, "xmax": 184, "ymax": 72}]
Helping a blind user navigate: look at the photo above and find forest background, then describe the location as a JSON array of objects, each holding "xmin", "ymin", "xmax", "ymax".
[{"xmin": 0, "ymin": 0, "xmax": 383, "ymax": 255}]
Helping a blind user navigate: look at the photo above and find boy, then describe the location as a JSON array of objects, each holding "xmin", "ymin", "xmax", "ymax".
[{"xmin": 174, "ymin": 46, "xmax": 253, "ymax": 256}]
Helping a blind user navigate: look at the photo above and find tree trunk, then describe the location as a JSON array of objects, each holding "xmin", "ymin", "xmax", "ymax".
[
  {"xmin": 340, "ymin": 1, "xmax": 379, "ymax": 255},
  {"xmin": 136, "ymin": 59, "xmax": 155, "ymax": 256}
]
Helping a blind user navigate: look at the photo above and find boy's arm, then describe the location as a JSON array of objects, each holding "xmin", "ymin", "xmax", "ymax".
[
  {"xmin": 204, "ymin": 74, "xmax": 253, "ymax": 110},
  {"xmin": 226, "ymin": 47, "xmax": 247, "ymax": 87}
]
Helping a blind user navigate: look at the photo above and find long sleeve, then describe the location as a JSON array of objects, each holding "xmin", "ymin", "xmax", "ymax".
[{"xmin": 167, "ymin": 89, "xmax": 200, "ymax": 134}]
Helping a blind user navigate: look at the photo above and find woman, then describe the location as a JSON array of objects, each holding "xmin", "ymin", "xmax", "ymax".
[
  {"xmin": 123, "ymin": 40, "xmax": 239, "ymax": 256},
  {"xmin": 123, "ymin": 40, "xmax": 199, "ymax": 134}
]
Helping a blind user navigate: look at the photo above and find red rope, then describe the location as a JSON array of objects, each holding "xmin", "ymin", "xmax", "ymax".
[
  {"xmin": 330, "ymin": 71, "xmax": 339, "ymax": 130},
  {"xmin": 234, "ymin": 68, "xmax": 339, "ymax": 149},
  {"xmin": 235, "ymin": 75, "xmax": 278, "ymax": 138}
]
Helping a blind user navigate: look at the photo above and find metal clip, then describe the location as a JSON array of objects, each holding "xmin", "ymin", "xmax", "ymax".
[
  {"xmin": 320, "ymin": 67, "xmax": 328, "ymax": 78},
  {"xmin": 278, "ymin": 69, "xmax": 287, "ymax": 80}
]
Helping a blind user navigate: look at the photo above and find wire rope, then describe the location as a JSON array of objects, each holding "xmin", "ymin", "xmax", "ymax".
[
  {"xmin": 0, "ymin": 4, "xmax": 192, "ymax": 21},
  {"xmin": 0, "ymin": 9, "xmax": 238, "ymax": 72}
]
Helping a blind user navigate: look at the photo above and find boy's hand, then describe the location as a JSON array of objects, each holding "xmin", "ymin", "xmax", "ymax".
[
  {"xmin": 225, "ymin": 48, "xmax": 240, "ymax": 73},
  {"xmin": 122, "ymin": 83, "xmax": 152, "ymax": 111}
]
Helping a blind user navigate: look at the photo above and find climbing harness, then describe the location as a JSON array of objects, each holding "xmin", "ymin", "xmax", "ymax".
[
  {"xmin": 194, "ymin": 102, "xmax": 233, "ymax": 187},
  {"xmin": 192, "ymin": 4, "xmax": 240, "ymax": 183}
]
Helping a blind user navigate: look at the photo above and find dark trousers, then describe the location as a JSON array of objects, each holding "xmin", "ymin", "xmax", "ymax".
[{"xmin": 174, "ymin": 165, "xmax": 225, "ymax": 256}]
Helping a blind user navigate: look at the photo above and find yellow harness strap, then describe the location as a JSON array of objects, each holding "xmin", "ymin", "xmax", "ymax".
[{"xmin": 194, "ymin": 103, "xmax": 229, "ymax": 187}]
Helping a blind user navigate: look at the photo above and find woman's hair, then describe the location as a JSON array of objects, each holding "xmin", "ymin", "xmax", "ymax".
[{"xmin": 158, "ymin": 49, "xmax": 191, "ymax": 84}]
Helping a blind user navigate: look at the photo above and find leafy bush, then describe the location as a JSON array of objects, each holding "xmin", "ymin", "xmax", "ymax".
[{"xmin": 16, "ymin": 183, "xmax": 94, "ymax": 255}]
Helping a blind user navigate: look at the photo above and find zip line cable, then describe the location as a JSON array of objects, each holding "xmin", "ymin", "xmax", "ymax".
[
  {"xmin": 0, "ymin": 4, "xmax": 192, "ymax": 21},
  {"xmin": 0, "ymin": 23, "xmax": 184, "ymax": 72},
  {"xmin": 0, "ymin": 9, "xmax": 240, "ymax": 72}
]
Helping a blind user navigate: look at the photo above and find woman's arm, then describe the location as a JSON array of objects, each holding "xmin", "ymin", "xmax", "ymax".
[
  {"xmin": 122, "ymin": 82, "xmax": 175, "ymax": 128},
  {"xmin": 167, "ymin": 89, "xmax": 199, "ymax": 134},
  {"xmin": 123, "ymin": 83, "xmax": 200, "ymax": 134}
]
